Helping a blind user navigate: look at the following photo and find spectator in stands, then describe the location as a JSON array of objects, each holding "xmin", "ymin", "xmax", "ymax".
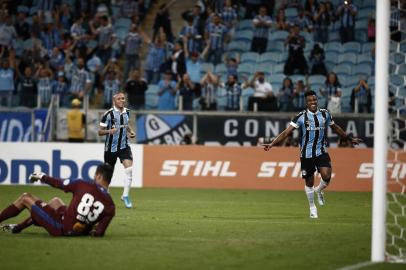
[
  {"xmin": 67, "ymin": 98, "xmax": 85, "ymax": 142},
  {"xmin": 70, "ymin": 15, "xmax": 87, "ymax": 48},
  {"xmin": 0, "ymin": 57, "xmax": 15, "ymax": 107},
  {"xmin": 53, "ymin": 71, "xmax": 69, "ymax": 107},
  {"xmin": 284, "ymin": 25, "xmax": 308, "ymax": 75},
  {"xmin": 157, "ymin": 70, "xmax": 177, "ymax": 110},
  {"xmin": 40, "ymin": 22, "xmax": 62, "ymax": 55},
  {"xmin": 102, "ymin": 60, "xmax": 121, "ymax": 109},
  {"xmin": 177, "ymin": 73, "xmax": 196, "ymax": 111},
  {"xmin": 144, "ymin": 32, "xmax": 173, "ymax": 84},
  {"xmin": 313, "ymin": 2, "xmax": 330, "ymax": 43},
  {"xmin": 251, "ymin": 6, "xmax": 272, "ymax": 54},
  {"xmin": 325, "ymin": 1, "xmax": 337, "ymax": 22},
  {"xmin": 169, "ymin": 40, "xmax": 186, "ymax": 78},
  {"xmin": 89, "ymin": 15, "xmax": 116, "ymax": 64},
  {"xmin": 35, "ymin": 62, "xmax": 54, "ymax": 107},
  {"xmin": 350, "ymin": 78, "xmax": 372, "ymax": 113},
  {"xmin": 223, "ymin": 74, "xmax": 242, "ymax": 111},
  {"xmin": 244, "ymin": 71, "xmax": 277, "ymax": 112},
  {"xmin": 279, "ymin": 0, "xmax": 303, "ymax": 10},
  {"xmin": 292, "ymin": 79, "xmax": 306, "ymax": 110},
  {"xmin": 336, "ymin": 0, "xmax": 357, "ymax": 43},
  {"xmin": 17, "ymin": 66, "xmax": 37, "ymax": 108},
  {"xmin": 69, "ymin": 57, "xmax": 92, "ymax": 100},
  {"xmin": 294, "ymin": 8, "xmax": 313, "ymax": 32},
  {"xmin": 184, "ymin": 42, "xmax": 210, "ymax": 99},
  {"xmin": 205, "ymin": 13, "xmax": 228, "ymax": 65},
  {"xmin": 277, "ymin": 77, "xmax": 294, "ymax": 112},
  {"xmin": 275, "ymin": 9, "xmax": 289, "ymax": 31},
  {"xmin": 124, "ymin": 24, "xmax": 145, "ymax": 80},
  {"xmin": 153, "ymin": 1, "xmax": 176, "ymax": 43},
  {"xmin": 49, "ymin": 47, "xmax": 65, "ymax": 71},
  {"xmin": 320, "ymin": 72, "xmax": 342, "ymax": 113},
  {"xmin": 181, "ymin": 5, "xmax": 205, "ymax": 37},
  {"xmin": 304, "ymin": 0, "xmax": 319, "ymax": 19},
  {"xmin": 367, "ymin": 17, "xmax": 375, "ymax": 42},
  {"xmin": 15, "ymin": 9, "xmax": 30, "ymax": 40},
  {"xmin": 200, "ymin": 70, "xmax": 219, "ymax": 110},
  {"xmin": 220, "ymin": 0, "xmax": 238, "ymax": 41},
  {"xmin": 121, "ymin": 0, "xmax": 140, "ymax": 18},
  {"xmin": 223, "ymin": 52, "xmax": 240, "ymax": 77},
  {"xmin": 309, "ymin": 44, "xmax": 327, "ymax": 75},
  {"xmin": 0, "ymin": 15, "xmax": 17, "ymax": 49},
  {"xmin": 180, "ymin": 16, "xmax": 201, "ymax": 54},
  {"xmin": 125, "ymin": 70, "xmax": 148, "ymax": 110},
  {"xmin": 245, "ymin": 0, "xmax": 263, "ymax": 19}
]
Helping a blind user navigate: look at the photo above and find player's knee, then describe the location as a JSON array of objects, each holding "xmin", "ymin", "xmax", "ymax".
[
  {"xmin": 50, "ymin": 197, "xmax": 63, "ymax": 204},
  {"xmin": 124, "ymin": 166, "xmax": 132, "ymax": 176},
  {"xmin": 20, "ymin": 192, "xmax": 31, "ymax": 199}
]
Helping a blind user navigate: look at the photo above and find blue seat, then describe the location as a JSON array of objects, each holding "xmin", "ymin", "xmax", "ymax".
[
  {"xmin": 362, "ymin": 43, "xmax": 375, "ymax": 54},
  {"xmin": 355, "ymin": 31, "xmax": 368, "ymax": 42},
  {"xmin": 235, "ymin": 30, "xmax": 253, "ymax": 42},
  {"xmin": 115, "ymin": 27, "xmax": 129, "ymax": 41},
  {"xmin": 357, "ymin": 54, "xmax": 373, "ymax": 65},
  {"xmin": 308, "ymin": 75, "xmax": 326, "ymax": 85},
  {"xmin": 390, "ymin": 75, "xmax": 404, "ymax": 87},
  {"xmin": 333, "ymin": 64, "xmax": 352, "ymax": 76},
  {"xmin": 346, "ymin": 76, "xmax": 360, "ymax": 88},
  {"xmin": 398, "ymin": 64, "xmax": 406, "ymax": 75},
  {"xmin": 363, "ymin": 0, "xmax": 375, "ymax": 8},
  {"xmin": 267, "ymin": 41, "xmax": 285, "ymax": 52},
  {"xmin": 358, "ymin": 8, "xmax": 375, "ymax": 20},
  {"xmin": 355, "ymin": 19, "xmax": 368, "ymax": 30},
  {"xmin": 390, "ymin": 41, "xmax": 398, "ymax": 53},
  {"xmin": 241, "ymin": 52, "xmax": 259, "ymax": 64},
  {"xmin": 353, "ymin": 64, "xmax": 372, "ymax": 77},
  {"xmin": 272, "ymin": 64, "xmax": 285, "ymax": 74},
  {"xmin": 258, "ymin": 52, "xmax": 283, "ymax": 64},
  {"xmin": 227, "ymin": 41, "xmax": 248, "ymax": 53},
  {"xmin": 238, "ymin": 19, "xmax": 253, "ymax": 31},
  {"xmin": 325, "ymin": 42, "xmax": 342, "ymax": 53},
  {"xmin": 145, "ymin": 95, "xmax": 158, "ymax": 109},
  {"xmin": 338, "ymin": 52, "xmax": 357, "ymax": 65},
  {"xmin": 285, "ymin": 7, "xmax": 298, "ymax": 19},
  {"xmin": 342, "ymin": 42, "xmax": 361, "ymax": 53},
  {"xmin": 256, "ymin": 63, "xmax": 272, "ymax": 73},
  {"xmin": 341, "ymin": 95, "xmax": 352, "ymax": 113},
  {"xmin": 328, "ymin": 31, "xmax": 341, "ymax": 42},
  {"xmin": 269, "ymin": 30, "xmax": 289, "ymax": 41},
  {"xmin": 300, "ymin": 31, "xmax": 313, "ymax": 43},
  {"xmin": 242, "ymin": 87, "xmax": 255, "ymax": 97},
  {"xmin": 391, "ymin": 52, "xmax": 405, "ymax": 65},
  {"xmin": 341, "ymin": 87, "xmax": 353, "ymax": 97},
  {"xmin": 215, "ymin": 64, "xmax": 227, "ymax": 75},
  {"xmin": 325, "ymin": 51, "xmax": 339, "ymax": 63},
  {"xmin": 269, "ymin": 74, "xmax": 285, "ymax": 85},
  {"xmin": 290, "ymin": 75, "xmax": 305, "ymax": 83},
  {"xmin": 237, "ymin": 63, "xmax": 254, "ymax": 77},
  {"xmin": 145, "ymin": 84, "xmax": 159, "ymax": 94}
]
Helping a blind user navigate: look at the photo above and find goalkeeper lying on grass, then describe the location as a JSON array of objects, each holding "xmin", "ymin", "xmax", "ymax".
[{"xmin": 0, "ymin": 163, "xmax": 115, "ymax": 237}]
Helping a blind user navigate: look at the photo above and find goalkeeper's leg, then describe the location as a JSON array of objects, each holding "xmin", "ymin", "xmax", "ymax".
[{"xmin": 0, "ymin": 193, "xmax": 39, "ymax": 224}]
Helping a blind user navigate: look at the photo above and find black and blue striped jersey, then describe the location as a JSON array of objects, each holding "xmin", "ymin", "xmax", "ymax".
[
  {"xmin": 290, "ymin": 108, "xmax": 334, "ymax": 158},
  {"xmin": 100, "ymin": 107, "xmax": 131, "ymax": 153}
]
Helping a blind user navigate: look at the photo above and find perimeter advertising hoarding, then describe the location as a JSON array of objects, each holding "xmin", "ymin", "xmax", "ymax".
[
  {"xmin": 0, "ymin": 143, "xmax": 143, "ymax": 188},
  {"xmin": 197, "ymin": 115, "xmax": 376, "ymax": 147},
  {"xmin": 143, "ymin": 146, "xmax": 405, "ymax": 192}
]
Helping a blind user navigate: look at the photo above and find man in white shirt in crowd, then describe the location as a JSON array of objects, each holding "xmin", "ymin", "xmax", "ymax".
[{"xmin": 243, "ymin": 71, "xmax": 277, "ymax": 111}]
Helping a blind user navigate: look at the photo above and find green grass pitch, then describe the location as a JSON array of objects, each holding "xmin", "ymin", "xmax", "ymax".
[{"xmin": 0, "ymin": 186, "xmax": 404, "ymax": 270}]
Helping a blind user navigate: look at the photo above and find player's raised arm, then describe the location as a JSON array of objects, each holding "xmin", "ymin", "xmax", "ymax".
[
  {"xmin": 262, "ymin": 125, "xmax": 296, "ymax": 151},
  {"xmin": 29, "ymin": 173, "xmax": 75, "ymax": 192},
  {"xmin": 330, "ymin": 123, "xmax": 363, "ymax": 145}
]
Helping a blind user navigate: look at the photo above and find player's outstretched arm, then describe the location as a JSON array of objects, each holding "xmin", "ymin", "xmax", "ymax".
[
  {"xmin": 262, "ymin": 125, "xmax": 295, "ymax": 151},
  {"xmin": 330, "ymin": 123, "xmax": 363, "ymax": 145},
  {"xmin": 29, "ymin": 172, "xmax": 74, "ymax": 192},
  {"xmin": 98, "ymin": 126, "xmax": 117, "ymax": 136}
]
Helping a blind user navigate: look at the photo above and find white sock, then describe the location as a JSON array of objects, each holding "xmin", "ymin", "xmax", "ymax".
[
  {"xmin": 315, "ymin": 179, "xmax": 329, "ymax": 192},
  {"xmin": 305, "ymin": 186, "xmax": 315, "ymax": 208},
  {"xmin": 122, "ymin": 167, "xmax": 133, "ymax": 197}
]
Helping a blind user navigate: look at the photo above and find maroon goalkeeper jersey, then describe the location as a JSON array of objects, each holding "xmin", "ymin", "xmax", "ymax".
[{"xmin": 42, "ymin": 176, "xmax": 115, "ymax": 236}]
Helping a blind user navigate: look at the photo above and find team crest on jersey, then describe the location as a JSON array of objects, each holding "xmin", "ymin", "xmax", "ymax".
[{"xmin": 63, "ymin": 179, "xmax": 70, "ymax": 186}]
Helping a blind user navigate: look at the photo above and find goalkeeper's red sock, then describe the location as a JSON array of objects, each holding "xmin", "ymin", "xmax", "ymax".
[
  {"xmin": 0, "ymin": 204, "xmax": 22, "ymax": 223},
  {"xmin": 14, "ymin": 217, "xmax": 34, "ymax": 233}
]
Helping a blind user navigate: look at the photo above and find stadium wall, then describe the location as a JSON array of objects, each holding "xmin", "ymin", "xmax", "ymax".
[{"xmin": 3, "ymin": 143, "xmax": 402, "ymax": 192}]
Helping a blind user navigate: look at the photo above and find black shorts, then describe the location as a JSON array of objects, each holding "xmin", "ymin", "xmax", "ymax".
[
  {"xmin": 300, "ymin": 153, "xmax": 332, "ymax": 179},
  {"xmin": 104, "ymin": 146, "xmax": 133, "ymax": 168}
]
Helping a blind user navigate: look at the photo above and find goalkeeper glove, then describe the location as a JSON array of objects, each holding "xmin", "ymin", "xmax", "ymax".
[{"xmin": 29, "ymin": 172, "xmax": 46, "ymax": 183}]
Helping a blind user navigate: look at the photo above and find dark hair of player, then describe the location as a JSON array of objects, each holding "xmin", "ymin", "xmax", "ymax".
[
  {"xmin": 96, "ymin": 163, "xmax": 114, "ymax": 184},
  {"xmin": 304, "ymin": 90, "xmax": 317, "ymax": 98}
]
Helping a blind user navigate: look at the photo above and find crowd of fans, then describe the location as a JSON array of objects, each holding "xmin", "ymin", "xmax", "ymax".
[{"xmin": 0, "ymin": 0, "xmax": 404, "ymax": 114}]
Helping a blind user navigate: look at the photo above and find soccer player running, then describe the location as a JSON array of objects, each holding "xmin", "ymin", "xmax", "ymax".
[
  {"xmin": 262, "ymin": 90, "xmax": 362, "ymax": 218},
  {"xmin": 98, "ymin": 92, "xmax": 136, "ymax": 208},
  {"xmin": 0, "ymin": 164, "xmax": 115, "ymax": 236}
]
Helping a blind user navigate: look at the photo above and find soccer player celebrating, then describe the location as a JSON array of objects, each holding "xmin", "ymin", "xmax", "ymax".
[
  {"xmin": 98, "ymin": 92, "xmax": 136, "ymax": 208},
  {"xmin": 0, "ymin": 164, "xmax": 115, "ymax": 236},
  {"xmin": 262, "ymin": 90, "xmax": 362, "ymax": 218}
]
